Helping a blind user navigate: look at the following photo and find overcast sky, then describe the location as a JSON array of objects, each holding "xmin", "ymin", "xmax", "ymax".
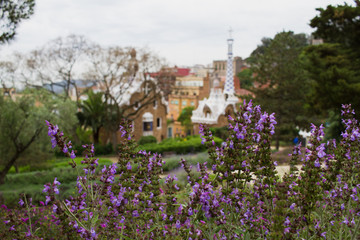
[{"xmin": 0, "ymin": 0, "xmax": 354, "ymax": 67}]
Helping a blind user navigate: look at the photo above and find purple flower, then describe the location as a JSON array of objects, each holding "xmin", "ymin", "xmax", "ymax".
[
  {"xmin": 45, "ymin": 196, "xmax": 51, "ymax": 205},
  {"xmin": 188, "ymin": 207, "xmax": 193, "ymax": 216},
  {"xmin": 62, "ymin": 145, "xmax": 68, "ymax": 153},
  {"xmin": 53, "ymin": 204, "xmax": 58, "ymax": 213},
  {"xmin": 90, "ymin": 228, "xmax": 96, "ymax": 238},
  {"xmin": 70, "ymin": 150, "xmax": 76, "ymax": 159},
  {"xmin": 284, "ymin": 217, "xmax": 290, "ymax": 226},
  {"xmin": 54, "ymin": 177, "xmax": 61, "ymax": 185},
  {"xmin": 176, "ymin": 220, "xmax": 181, "ymax": 229},
  {"xmin": 321, "ymin": 232, "xmax": 326, "ymax": 238},
  {"xmin": 290, "ymin": 203, "xmax": 296, "ymax": 210},
  {"xmin": 18, "ymin": 199, "xmax": 24, "ymax": 206},
  {"xmin": 127, "ymin": 161, "xmax": 132, "ymax": 170}
]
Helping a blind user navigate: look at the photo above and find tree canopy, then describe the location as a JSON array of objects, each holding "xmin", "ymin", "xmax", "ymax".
[
  {"xmin": 249, "ymin": 31, "xmax": 310, "ymax": 149},
  {"xmin": 304, "ymin": 1, "xmax": 360, "ymax": 115},
  {"xmin": 0, "ymin": 88, "xmax": 78, "ymax": 183},
  {"xmin": 177, "ymin": 106, "xmax": 194, "ymax": 136},
  {"xmin": 0, "ymin": 0, "xmax": 35, "ymax": 44}
]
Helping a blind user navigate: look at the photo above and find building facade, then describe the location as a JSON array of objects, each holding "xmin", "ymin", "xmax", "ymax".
[{"xmin": 167, "ymin": 74, "xmax": 210, "ymax": 137}]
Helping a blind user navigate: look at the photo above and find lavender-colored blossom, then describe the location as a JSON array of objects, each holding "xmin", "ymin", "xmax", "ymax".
[
  {"xmin": 290, "ymin": 203, "xmax": 296, "ymax": 210},
  {"xmin": 127, "ymin": 161, "xmax": 132, "ymax": 170},
  {"xmin": 70, "ymin": 150, "xmax": 76, "ymax": 159}
]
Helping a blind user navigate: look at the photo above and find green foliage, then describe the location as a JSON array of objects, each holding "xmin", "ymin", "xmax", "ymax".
[
  {"xmin": 162, "ymin": 152, "xmax": 209, "ymax": 172},
  {"xmin": 139, "ymin": 135, "xmax": 223, "ymax": 155},
  {"xmin": 54, "ymin": 143, "xmax": 114, "ymax": 157},
  {"xmin": 0, "ymin": 159, "xmax": 112, "ymax": 206},
  {"xmin": 75, "ymin": 126, "xmax": 92, "ymax": 143},
  {"xmin": 209, "ymin": 126, "xmax": 228, "ymax": 140},
  {"xmin": 303, "ymin": 43, "xmax": 360, "ymax": 115},
  {"xmin": 177, "ymin": 106, "xmax": 195, "ymax": 134},
  {"xmin": 237, "ymin": 68, "xmax": 253, "ymax": 89},
  {"xmin": 303, "ymin": 1, "xmax": 360, "ymax": 139},
  {"xmin": 138, "ymin": 135, "xmax": 157, "ymax": 145},
  {"xmin": 249, "ymin": 31, "xmax": 311, "ymax": 149},
  {"xmin": 0, "ymin": 0, "xmax": 35, "ymax": 44},
  {"xmin": 77, "ymin": 90, "xmax": 107, "ymax": 144},
  {"xmin": 310, "ymin": 1, "xmax": 360, "ymax": 52},
  {"xmin": 0, "ymin": 88, "xmax": 78, "ymax": 182}
]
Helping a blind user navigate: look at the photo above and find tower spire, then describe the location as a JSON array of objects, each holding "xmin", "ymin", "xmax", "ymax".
[{"xmin": 224, "ymin": 28, "xmax": 234, "ymax": 96}]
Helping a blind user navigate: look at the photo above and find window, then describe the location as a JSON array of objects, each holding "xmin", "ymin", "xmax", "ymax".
[
  {"xmin": 153, "ymin": 100, "xmax": 157, "ymax": 108},
  {"xmin": 182, "ymin": 100, "xmax": 187, "ymax": 106},
  {"xmin": 143, "ymin": 122, "xmax": 153, "ymax": 131},
  {"xmin": 157, "ymin": 118, "xmax": 161, "ymax": 128},
  {"xmin": 131, "ymin": 121, "xmax": 135, "ymax": 132},
  {"xmin": 190, "ymin": 101, "xmax": 195, "ymax": 106},
  {"xmin": 174, "ymin": 100, "xmax": 178, "ymax": 105}
]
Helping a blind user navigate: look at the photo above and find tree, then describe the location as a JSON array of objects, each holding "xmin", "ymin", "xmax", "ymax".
[
  {"xmin": 77, "ymin": 90, "xmax": 106, "ymax": 144},
  {"xmin": 303, "ymin": 43, "xmax": 360, "ymax": 114},
  {"xmin": 302, "ymin": 1, "xmax": 360, "ymax": 139},
  {"xmin": 0, "ymin": 88, "xmax": 78, "ymax": 183},
  {"xmin": 310, "ymin": 1, "xmax": 360, "ymax": 53},
  {"xmin": 177, "ymin": 106, "xmax": 194, "ymax": 136},
  {"xmin": 249, "ymin": 31, "xmax": 310, "ymax": 149},
  {"xmin": 85, "ymin": 45, "xmax": 164, "ymax": 144},
  {"xmin": 0, "ymin": 0, "xmax": 35, "ymax": 44},
  {"xmin": 237, "ymin": 68, "xmax": 253, "ymax": 89},
  {"xmin": 20, "ymin": 35, "xmax": 90, "ymax": 102}
]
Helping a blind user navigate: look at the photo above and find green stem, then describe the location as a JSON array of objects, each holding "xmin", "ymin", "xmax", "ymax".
[
  {"xmin": 62, "ymin": 201, "xmax": 89, "ymax": 232},
  {"xmin": 23, "ymin": 196, "xmax": 33, "ymax": 236}
]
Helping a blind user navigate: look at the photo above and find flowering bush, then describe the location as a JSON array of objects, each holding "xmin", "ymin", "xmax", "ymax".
[{"xmin": 1, "ymin": 101, "xmax": 359, "ymax": 239}]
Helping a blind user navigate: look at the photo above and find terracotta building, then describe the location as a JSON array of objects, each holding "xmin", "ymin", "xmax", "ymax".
[{"xmin": 99, "ymin": 75, "xmax": 168, "ymax": 144}]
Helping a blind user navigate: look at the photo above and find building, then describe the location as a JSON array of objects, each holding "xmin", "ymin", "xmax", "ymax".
[
  {"xmin": 191, "ymin": 33, "xmax": 240, "ymax": 133},
  {"xmin": 167, "ymin": 74, "xmax": 211, "ymax": 138},
  {"xmin": 92, "ymin": 49, "xmax": 169, "ymax": 144}
]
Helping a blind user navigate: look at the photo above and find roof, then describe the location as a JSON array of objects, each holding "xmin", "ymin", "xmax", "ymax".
[{"xmin": 148, "ymin": 66, "xmax": 191, "ymax": 78}]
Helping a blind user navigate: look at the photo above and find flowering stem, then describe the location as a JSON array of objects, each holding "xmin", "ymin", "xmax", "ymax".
[
  {"xmin": 61, "ymin": 200, "xmax": 89, "ymax": 232},
  {"xmin": 23, "ymin": 195, "xmax": 33, "ymax": 236},
  {"xmin": 351, "ymin": 219, "xmax": 360, "ymax": 240}
]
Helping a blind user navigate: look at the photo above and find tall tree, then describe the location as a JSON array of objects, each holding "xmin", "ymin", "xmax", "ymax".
[
  {"xmin": 0, "ymin": 0, "xmax": 35, "ymax": 44},
  {"xmin": 303, "ymin": 1, "xmax": 360, "ymax": 139},
  {"xmin": 249, "ymin": 31, "xmax": 310, "ymax": 149},
  {"xmin": 20, "ymin": 35, "xmax": 90, "ymax": 102},
  {"xmin": 305, "ymin": 1, "xmax": 360, "ymax": 114},
  {"xmin": 85, "ymin": 45, "xmax": 164, "ymax": 144}
]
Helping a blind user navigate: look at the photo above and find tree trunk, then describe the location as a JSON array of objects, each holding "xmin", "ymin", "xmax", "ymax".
[
  {"xmin": 14, "ymin": 164, "xmax": 19, "ymax": 173},
  {"xmin": 93, "ymin": 128, "xmax": 100, "ymax": 144},
  {"xmin": 0, "ymin": 151, "xmax": 20, "ymax": 184}
]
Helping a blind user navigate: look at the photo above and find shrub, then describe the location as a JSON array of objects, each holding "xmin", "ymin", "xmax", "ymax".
[
  {"xmin": 1, "ymin": 102, "xmax": 360, "ymax": 240},
  {"xmin": 140, "ymin": 135, "xmax": 223, "ymax": 154},
  {"xmin": 138, "ymin": 135, "xmax": 157, "ymax": 145}
]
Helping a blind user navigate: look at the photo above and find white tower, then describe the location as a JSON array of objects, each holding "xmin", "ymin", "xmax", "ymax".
[{"xmin": 224, "ymin": 28, "xmax": 234, "ymax": 96}]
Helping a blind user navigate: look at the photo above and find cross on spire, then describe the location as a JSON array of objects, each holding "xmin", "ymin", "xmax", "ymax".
[{"xmin": 228, "ymin": 27, "xmax": 233, "ymax": 39}]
